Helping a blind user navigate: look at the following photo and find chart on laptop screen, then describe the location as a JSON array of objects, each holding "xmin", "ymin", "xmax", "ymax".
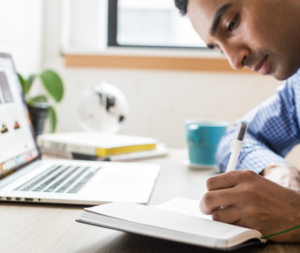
[{"xmin": 0, "ymin": 56, "xmax": 38, "ymax": 175}]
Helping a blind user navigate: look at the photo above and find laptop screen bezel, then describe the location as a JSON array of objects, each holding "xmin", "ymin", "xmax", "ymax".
[{"xmin": 0, "ymin": 52, "xmax": 41, "ymax": 180}]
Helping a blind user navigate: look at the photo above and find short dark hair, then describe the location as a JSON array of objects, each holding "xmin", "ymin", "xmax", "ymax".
[{"xmin": 174, "ymin": 0, "xmax": 189, "ymax": 16}]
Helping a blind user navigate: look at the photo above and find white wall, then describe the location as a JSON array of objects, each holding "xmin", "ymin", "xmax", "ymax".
[
  {"xmin": 0, "ymin": 0, "xmax": 44, "ymax": 76},
  {"xmin": 42, "ymin": 0, "xmax": 300, "ymax": 166}
]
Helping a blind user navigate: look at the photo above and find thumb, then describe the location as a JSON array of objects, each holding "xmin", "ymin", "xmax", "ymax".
[{"xmin": 199, "ymin": 197, "xmax": 212, "ymax": 215}]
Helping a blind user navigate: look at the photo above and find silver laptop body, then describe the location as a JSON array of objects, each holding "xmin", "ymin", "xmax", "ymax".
[{"xmin": 0, "ymin": 53, "xmax": 160, "ymax": 205}]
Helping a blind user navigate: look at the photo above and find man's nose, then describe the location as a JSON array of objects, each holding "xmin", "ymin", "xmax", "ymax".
[{"xmin": 221, "ymin": 44, "xmax": 250, "ymax": 70}]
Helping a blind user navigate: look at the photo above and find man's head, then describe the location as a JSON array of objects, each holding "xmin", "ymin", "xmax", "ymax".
[
  {"xmin": 175, "ymin": 0, "xmax": 300, "ymax": 80},
  {"xmin": 175, "ymin": 0, "xmax": 188, "ymax": 15}
]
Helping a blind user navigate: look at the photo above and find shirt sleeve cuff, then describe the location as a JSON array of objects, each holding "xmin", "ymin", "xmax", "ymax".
[{"xmin": 237, "ymin": 148, "xmax": 289, "ymax": 174}]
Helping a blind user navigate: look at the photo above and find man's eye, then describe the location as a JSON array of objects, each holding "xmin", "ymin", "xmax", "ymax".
[{"xmin": 228, "ymin": 15, "xmax": 238, "ymax": 32}]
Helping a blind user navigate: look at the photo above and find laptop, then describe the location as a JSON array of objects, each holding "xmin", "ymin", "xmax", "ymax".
[{"xmin": 0, "ymin": 53, "xmax": 160, "ymax": 205}]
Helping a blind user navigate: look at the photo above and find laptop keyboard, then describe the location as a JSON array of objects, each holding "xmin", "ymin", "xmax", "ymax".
[
  {"xmin": 14, "ymin": 165, "xmax": 62, "ymax": 191},
  {"xmin": 14, "ymin": 165, "xmax": 101, "ymax": 194},
  {"xmin": 44, "ymin": 166, "xmax": 81, "ymax": 193},
  {"xmin": 67, "ymin": 169, "xmax": 100, "ymax": 193},
  {"xmin": 32, "ymin": 166, "xmax": 72, "ymax": 192},
  {"xmin": 55, "ymin": 166, "xmax": 89, "ymax": 193}
]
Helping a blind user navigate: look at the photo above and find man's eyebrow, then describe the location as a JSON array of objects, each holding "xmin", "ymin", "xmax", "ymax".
[{"xmin": 210, "ymin": 3, "xmax": 232, "ymax": 36}]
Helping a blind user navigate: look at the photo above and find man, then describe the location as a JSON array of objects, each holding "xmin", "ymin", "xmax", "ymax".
[{"xmin": 175, "ymin": 0, "xmax": 300, "ymax": 242}]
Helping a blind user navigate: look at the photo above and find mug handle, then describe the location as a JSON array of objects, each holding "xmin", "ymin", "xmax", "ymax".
[{"xmin": 187, "ymin": 124, "xmax": 201, "ymax": 144}]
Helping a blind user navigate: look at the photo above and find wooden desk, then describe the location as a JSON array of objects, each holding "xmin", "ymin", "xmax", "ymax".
[{"xmin": 0, "ymin": 149, "xmax": 299, "ymax": 253}]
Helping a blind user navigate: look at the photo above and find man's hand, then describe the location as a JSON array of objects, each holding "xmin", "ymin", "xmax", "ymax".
[
  {"xmin": 262, "ymin": 163, "xmax": 300, "ymax": 192},
  {"xmin": 200, "ymin": 170, "xmax": 300, "ymax": 242}
]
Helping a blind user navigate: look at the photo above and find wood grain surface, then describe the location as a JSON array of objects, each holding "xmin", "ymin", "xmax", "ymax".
[
  {"xmin": 0, "ymin": 149, "xmax": 299, "ymax": 253},
  {"xmin": 64, "ymin": 54, "xmax": 254, "ymax": 73}
]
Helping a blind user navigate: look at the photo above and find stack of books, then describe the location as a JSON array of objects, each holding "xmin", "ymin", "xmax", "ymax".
[{"xmin": 37, "ymin": 132, "xmax": 168, "ymax": 161}]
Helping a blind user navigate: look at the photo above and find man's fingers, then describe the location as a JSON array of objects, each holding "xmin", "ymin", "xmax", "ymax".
[
  {"xmin": 206, "ymin": 170, "xmax": 258, "ymax": 191},
  {"xmin": 199, "ymin": 197, "xmax": 211, "ymax": 214},
  {"xmin": 200, "ymin": 188, "xmax": 236, "ymax": 214},
  {"xmin": 206, "ymin": 171, "xmax": 238, "ymax": 191},
  {"xmin": 211, "ymin": 206, "xmax": 241, "ymax": 224}
]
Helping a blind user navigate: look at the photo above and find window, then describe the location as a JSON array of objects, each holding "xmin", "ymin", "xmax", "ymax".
[
  {"xmin": 109, "ymin": 0, "xmax": 206, "ymax": 49},
  {"xmin": 62, "ymin": 0, "xmax": 207, "ymax": 52}
]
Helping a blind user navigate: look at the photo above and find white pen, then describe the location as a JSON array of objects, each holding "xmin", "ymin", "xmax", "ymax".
[{"xmin": 226, "ymin": 122, "xmax": 248, "ymax": 172}]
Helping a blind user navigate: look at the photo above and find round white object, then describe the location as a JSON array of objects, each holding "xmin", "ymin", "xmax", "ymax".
[{"xmin": 78, "ymin": 81, "xmax": 129, "ymax": 133}]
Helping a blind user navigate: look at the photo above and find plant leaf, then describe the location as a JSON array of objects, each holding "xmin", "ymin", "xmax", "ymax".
[
  {"xmin": 31, "ymin": 95, "xmax": 48, "ymax": 103},
  {"xmin": 17, "ymin": 73, "xmax": 30, "ymax": 94},
  {"xmin": 17, "ymin": 73, "xmax": 26, "ymax": 89},
  {"xmin": 27, "ymin": 74, "xmax": 36, "ymax": 89},
  {"xmin": 47, "ymin": 106, "xmax": 57, "ymax": 133},
  {"xmin": 40, "ymin": 70, "xmax": 64, "ymax": 102}
]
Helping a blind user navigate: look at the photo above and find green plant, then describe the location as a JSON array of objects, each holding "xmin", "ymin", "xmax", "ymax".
[{"xmin": 18, "ymin": 70, "xmax": 64, "ymax": 133}]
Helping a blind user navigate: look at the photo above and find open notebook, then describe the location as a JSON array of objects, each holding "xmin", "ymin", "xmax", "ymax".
[{"xmin": 76, "ymin": 198, "xmax": 266, "ymax": 250}]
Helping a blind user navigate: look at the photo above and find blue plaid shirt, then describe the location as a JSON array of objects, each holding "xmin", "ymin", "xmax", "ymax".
[{"xmin": 216, "ymin": 69, "xmax": 300, "ymax": 173}]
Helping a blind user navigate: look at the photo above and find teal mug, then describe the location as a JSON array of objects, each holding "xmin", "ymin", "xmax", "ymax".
[{"xmin": 185, "ymin": 120, "xmax": 228, "ymax": 167}]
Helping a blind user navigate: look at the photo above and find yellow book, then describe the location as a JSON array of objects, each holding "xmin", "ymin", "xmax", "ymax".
[
  {"xmin": 38, "ymin": 132, "xmax": 157, "ymax": 157},
  {"xmin": 96, "ymin": 143, "xmax": 156, "ymax": 157}
]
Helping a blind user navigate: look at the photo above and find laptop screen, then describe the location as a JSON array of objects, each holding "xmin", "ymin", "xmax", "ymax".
[{"xmin": 0, "ymin": 53, "xmax": 39, "ymax": 178}]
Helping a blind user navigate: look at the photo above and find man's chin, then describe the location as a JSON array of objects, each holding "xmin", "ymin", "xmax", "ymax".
[
  {"xmin": 272, "ymin": 72, "xmax": 287, "ymax": 81},
  {"xmin": 272, "ymin": 66, "xmax": 299, "ymax": 81}
]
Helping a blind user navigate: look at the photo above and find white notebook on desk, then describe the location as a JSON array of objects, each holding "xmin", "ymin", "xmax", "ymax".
[{"xmin": 77, "ymin": 198, "xmax": 266, "ymax": 250}]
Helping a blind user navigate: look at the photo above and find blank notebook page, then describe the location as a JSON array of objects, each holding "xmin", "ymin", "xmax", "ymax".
[
  {"xmin": 86, "ymin": 202, "xmax": 252, "ymax": 241},
  {"xmin": 153, "ymin": 197, "xmax": 212, "ymax": 220}
]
